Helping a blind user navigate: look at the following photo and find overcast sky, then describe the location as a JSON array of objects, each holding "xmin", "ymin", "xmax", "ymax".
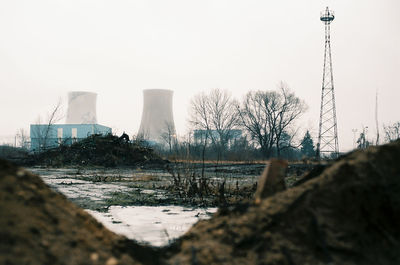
[{"xmin": 0, "ymin": 0, "xmax": 399, "ymax": 152}]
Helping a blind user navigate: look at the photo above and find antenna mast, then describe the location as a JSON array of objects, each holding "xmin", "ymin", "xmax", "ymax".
[
  {"xmin": 375, "ymin": 90, "xmax": 380, "ymax": 145},
  {"xmin": 316, "ymin": 7, "xmax": 339, "ymax": 159}
]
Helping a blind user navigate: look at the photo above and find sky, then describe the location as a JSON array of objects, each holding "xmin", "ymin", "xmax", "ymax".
[{"xmin": 0, "ymin": 0, "xmax": 399, "ymax": 152}]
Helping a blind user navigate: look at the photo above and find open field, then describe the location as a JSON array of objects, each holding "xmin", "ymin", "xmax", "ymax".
[
  {"xmin": 26, "ymin": 162, "xmax": 314, "ymax": 245},
  {"xmin": 29, "ymin": 162, "xmax": 314, "ymax": 210}
]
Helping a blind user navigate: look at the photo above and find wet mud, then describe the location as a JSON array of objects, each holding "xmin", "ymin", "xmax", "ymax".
[{"xmin": 29, "ymin": 162, "xmax": 312, "ymax": 211}]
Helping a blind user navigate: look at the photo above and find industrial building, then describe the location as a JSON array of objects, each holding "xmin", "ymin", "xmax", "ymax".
[
  {"xmin": 138, "ymin": 89, "xmax": 176, "ymax": 144},
  {"xmin": 30, "ymin": 124, "xmax": 111, "ymax": 152},
  {"xmin": 30, "ymin": 91, "xmax": 111, "ymax": 152},
  {"xmin": 193, "ymin": 129, "xmax": 242, "ymax": 147}
]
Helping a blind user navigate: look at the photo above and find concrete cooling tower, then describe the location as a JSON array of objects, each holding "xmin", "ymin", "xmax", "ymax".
[
  {"xmin": 138, "ymin": 89, "xmax": 176, "ymax": 143},
  {"xmin": 66, "ymin": 91, "xmax": 97, "ymax": 124}
]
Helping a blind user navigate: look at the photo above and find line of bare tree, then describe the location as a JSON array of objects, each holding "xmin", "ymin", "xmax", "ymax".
[
  {"xmin": 237, "ymin": 82, "xmax": 307, "ymax": 158},
  {"xmin": 189, "ymin": 88, "xmax": 240, "ymax": 161},
  {"xmin": 185, "ymin": 82, "xmax": 308, "ymax": 160}
]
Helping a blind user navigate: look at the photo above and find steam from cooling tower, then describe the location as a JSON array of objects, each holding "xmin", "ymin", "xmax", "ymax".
[
  {"xmin": 66, "ymin": 91, "xmax": 98, "ymax": 124},
  {"xmin": 138, "ymin": 89, "xmax": 176, "ymax": 143}
]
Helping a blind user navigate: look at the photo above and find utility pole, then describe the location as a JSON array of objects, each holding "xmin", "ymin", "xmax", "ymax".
[{"xmin": 375, "ymin": 90, "xmax": 380, "ymax": 145}]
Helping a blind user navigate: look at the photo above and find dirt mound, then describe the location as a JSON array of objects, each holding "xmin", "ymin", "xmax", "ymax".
[
  {"xmin": 1, "ymin": 140, "xmax": 400, "ymax": 264},
  {"xmin": 166, "ymin": 141, "xmax": 400, "ymax": 264},
  {"xmin": 0, "ymin": 159, "xmax": 159, "ymax": 265},
  {"xmin": 30, "ymin": 134, "xmax": 166, "ymax": 167}
]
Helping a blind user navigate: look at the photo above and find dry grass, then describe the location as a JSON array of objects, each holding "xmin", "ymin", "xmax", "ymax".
[
  {"xmin": 134, "ymin": 174, "xmax": 159, "ymax": 181},
  {"xmin": 168, "ymin": 159, "xmax": 268, "ymax": 165},
  {"xmin": 168, "ymin": 159, "xmax": 321, "ymax": 165}
]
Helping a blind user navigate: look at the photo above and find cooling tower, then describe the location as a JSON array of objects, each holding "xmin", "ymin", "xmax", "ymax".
[
  {"xmin": 138, "ymin": 89, "xmax": 176, "ymax": 142},
  {"xmin": 66, "ymin": 91, "xmax": 97, "ymax": 124}
]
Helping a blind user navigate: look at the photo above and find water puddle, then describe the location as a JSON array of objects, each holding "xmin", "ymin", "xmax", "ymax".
[
  {"xmin": 36, "ymin": 170, "xmax": 126, "ymax": 201},
  {"xmin": 30, "ymin": 168, "xmax": 218, "ymax": 246},
  {"xmin": 87, "ymin": 206, "xmax": 217, "ymax": 246}
]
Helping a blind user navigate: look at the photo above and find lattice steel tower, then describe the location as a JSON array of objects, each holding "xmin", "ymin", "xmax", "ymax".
[{"xmin": 317, "ymin": 7, "xmax": 339, "ymax": 159}]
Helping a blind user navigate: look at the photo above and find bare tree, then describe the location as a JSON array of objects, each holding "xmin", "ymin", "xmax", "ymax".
[
  {"xmin": 15, "ymin": 128, "xmax": 29, "ymax": 149},
  {"xmin": 274, "ymin": 83, "xmax": 308, "ymax": 156},
  {"xmin": 189, "ymin": 88, "xmax": 240, "ymax": 160},
  {"xmin": 160, "ymin": 121, "xmax": 177, "ymax": 153},
  {"xmin": 383, "ymin": 121, "xmax": 400, "ymax": 142},
  {"xmin": 31, "ymin": 99, "xmax": 63, "ymax": 152},
  {"xmin": 237, "ymin": 90, "xmax": 276, "ymax": 157},
  {"xmin": 237, "ymin": 83, "xmax": 307, "ymax": 158}
]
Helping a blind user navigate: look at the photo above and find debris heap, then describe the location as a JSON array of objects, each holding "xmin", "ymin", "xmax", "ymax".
[{"xmin": 32, "ymin": 134, "xmax": 165, "ymax": 167}]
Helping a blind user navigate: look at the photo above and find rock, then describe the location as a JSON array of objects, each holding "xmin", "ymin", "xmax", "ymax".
[{"xmin": 254, "ymin": 159, "xmax": 288, "ymax": 204}]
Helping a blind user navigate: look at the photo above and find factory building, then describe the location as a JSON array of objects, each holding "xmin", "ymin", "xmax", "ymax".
[
  {"xmin": 193, "ymin": 129, "xmax": 242, "ymax": 147},
  {"xmin": 30, "ymin": 91, "xmax": 111, "ymax": 152},
  {"xmin": 30, "ymin": 124, "xmax": 111, "ymax": 152}
]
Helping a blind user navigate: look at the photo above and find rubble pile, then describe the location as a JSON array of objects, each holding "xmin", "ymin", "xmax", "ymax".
[
  {"xmin": 1, "ymin": 140, "xmax": 400, "ymax": 264},
  {"xmin": 32, "ymin": 134, "xmax": 166, "ymax": 167}
]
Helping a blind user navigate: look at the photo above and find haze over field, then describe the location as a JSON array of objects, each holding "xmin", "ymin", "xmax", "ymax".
[{"xmin": 0, "ymin": 0, "xmax": 399, "ymax": 152}]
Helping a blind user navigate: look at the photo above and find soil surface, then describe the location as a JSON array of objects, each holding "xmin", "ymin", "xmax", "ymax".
[
  {"xmin": 1, "ymin": 140, "xmax": 400, "ymax": 264},
  {"xmin": 28, "ymin": 162, "xmax": 313, "ymax": 210},
  {"xmin": 166, "ymin": 141, "xmax": 400, "ymax": 264},
  {"xmin": 0, "ymin": 159, "xmax": 159, "ymax": 265}
]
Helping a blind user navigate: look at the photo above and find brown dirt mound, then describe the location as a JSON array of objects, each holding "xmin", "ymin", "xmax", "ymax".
[
  {"xmin": 1, "ymin": 140, "xmax": 400, "ymax": 265},
  {"xmin": 166, "ymin": 141, "xmax": 400, "ymax": 264},
  {"xmin": 0, "ymin": 159, "xmax": 159, "ymax": 265}
]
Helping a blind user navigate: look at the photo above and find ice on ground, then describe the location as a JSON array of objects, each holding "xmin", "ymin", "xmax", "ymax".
[{"xmin": 87, "ymin": 206, "xmax": 217, "ymax": 246}]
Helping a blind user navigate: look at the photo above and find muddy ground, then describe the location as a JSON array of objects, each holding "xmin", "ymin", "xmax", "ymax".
[
  {"xmin": 26, "ymin": 162, "xmax": 308, "ymax": 246},
  {"xmin": 29, "ymin": 162, "xmax": 314, "ymax": 211},
  {"xmin": 1, "ymin": 140, "xmax": 400, "ymax": 264}
]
